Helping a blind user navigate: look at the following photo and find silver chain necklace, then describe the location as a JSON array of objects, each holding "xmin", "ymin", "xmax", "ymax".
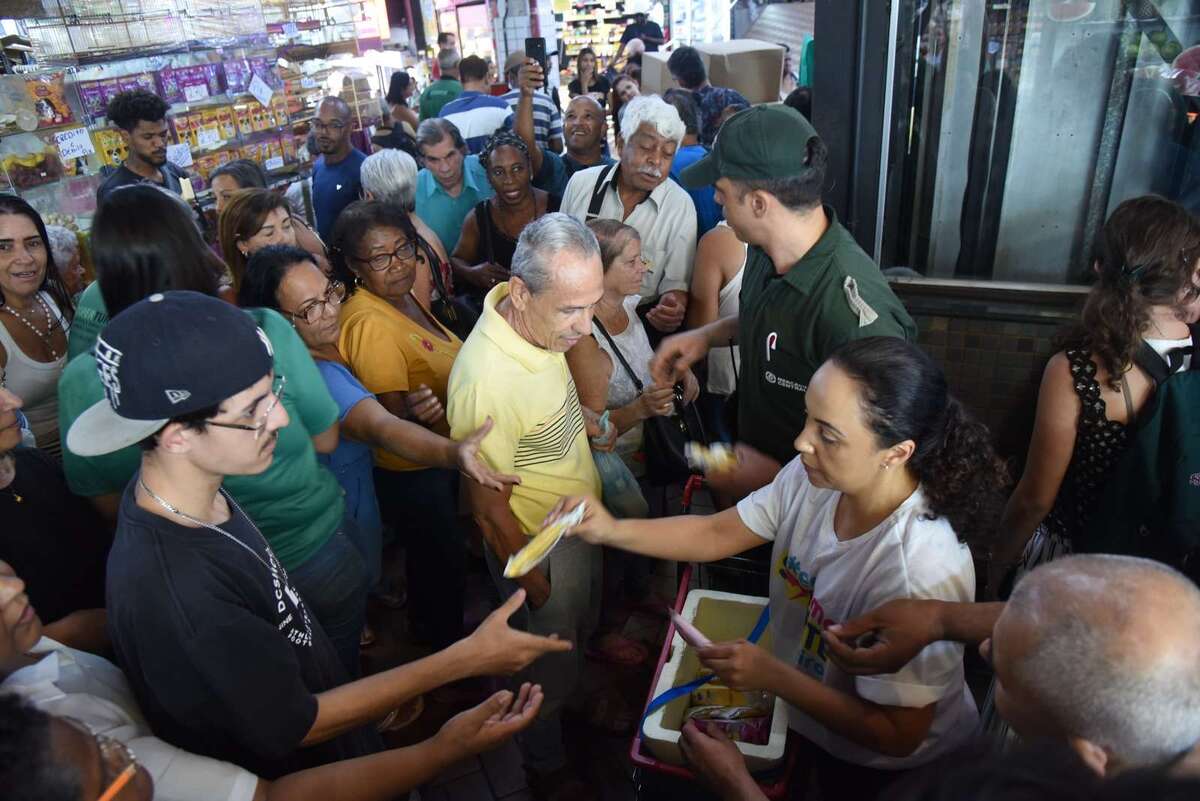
[
  {"xmin": 2, "ymin": 294, "xmax": 61, "ymax": 361},
  {"xmin": 138, "ymin": 476, "xmax": 276, "ymax": 573}
]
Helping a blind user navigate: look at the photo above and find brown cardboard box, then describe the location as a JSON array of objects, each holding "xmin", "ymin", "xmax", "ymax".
[
  {"xmin": 638, "ymin": 40, "xmax": 785, "ymax": 105},
  {"xmin": 695, "ymin": 40, "xmax": 784, "ymax": 105},
  {"xmin": 640, "ymin": 51, "xmax": 673, "ymax": 97}
]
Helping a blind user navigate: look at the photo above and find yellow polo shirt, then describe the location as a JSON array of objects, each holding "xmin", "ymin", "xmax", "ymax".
[
  {"xmin": 339, "ymin": 287, "xmax": 462, "ymax": 471},
  {"xmin": 447, "ymin": 283, "xmax": 601, "ymax": 535}
]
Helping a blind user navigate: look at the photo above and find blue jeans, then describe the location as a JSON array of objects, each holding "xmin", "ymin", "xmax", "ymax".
[{"xmin": 288, "ymin": 519, "xmax": 370, "ymax": 678}]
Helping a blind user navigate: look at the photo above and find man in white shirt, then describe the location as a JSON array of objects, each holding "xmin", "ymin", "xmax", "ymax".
[{"xmin": 560, "ymin": 94, "xmax": 697, "ymax": 336}]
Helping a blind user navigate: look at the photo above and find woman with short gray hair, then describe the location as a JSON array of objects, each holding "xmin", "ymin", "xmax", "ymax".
[{"xmin": 43, "ymin": 225, "xmax": 85, "ymax": 297}]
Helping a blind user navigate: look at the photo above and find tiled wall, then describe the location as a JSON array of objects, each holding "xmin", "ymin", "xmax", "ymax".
[{"xmin": 891, "ymin": 281, "xmax": 1086, "ymax": 468}]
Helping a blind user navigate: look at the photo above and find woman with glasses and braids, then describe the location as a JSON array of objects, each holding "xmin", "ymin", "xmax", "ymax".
[
  {"xmin": 988, "ymin": 195, "xmax": 1200, "ymax": 599},
  {"xmin": 451, "ymin": 130, "xmax": 560, "ymax": 309},
  {"xmin": 329, "ymin": 201, "xmax": 475, "ymax": 650},
  {"xmin": 239, "ymin": 245, "xmax": 517, "ymax": 632}
]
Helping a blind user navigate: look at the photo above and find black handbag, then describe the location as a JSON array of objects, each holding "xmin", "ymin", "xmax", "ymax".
[
  {"xmin": 593, "ymin": 317, "xmax": 708, "ymax": 485},
  {"xmin": 417, "ymin": 234, "xmax": 478, "ymax": 340}
]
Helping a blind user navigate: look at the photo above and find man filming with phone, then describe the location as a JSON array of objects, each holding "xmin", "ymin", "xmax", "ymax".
[{"xmin": 513, "ymin": 57, "xmax": 614, "ymax": 199}]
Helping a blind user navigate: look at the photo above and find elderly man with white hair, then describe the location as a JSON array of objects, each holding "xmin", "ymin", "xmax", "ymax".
[
  {"xmin": 561, "ymin": 93, "xmax": 696, "ymax": 335},
  {"xmin": 43, "ymin": 225, "xmax": 85, "ymax": 297}
]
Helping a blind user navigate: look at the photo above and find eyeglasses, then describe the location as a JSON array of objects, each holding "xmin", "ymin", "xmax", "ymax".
[
  {"xmin": 353, "ymin": 240, "xmax": 418, "ymax": 272},
  {"xmin": 205, "ymin": 374, "xmax": 286, "ymax": 440},
  {"xmin": 312, "ymin": 119, "xmax": 346, "ymax": 132},
  {"xmin": 61, "ymin": 718, "xmax": 139, "ymax": 801},
  {"xmin": 289, "ymin": 280, "xmax": 346, "ymax": 326}
]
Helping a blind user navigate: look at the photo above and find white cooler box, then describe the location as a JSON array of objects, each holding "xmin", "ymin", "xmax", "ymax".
[{"xmin": 642, "ymin": 589, "xmax": 788, "ymax": 772}]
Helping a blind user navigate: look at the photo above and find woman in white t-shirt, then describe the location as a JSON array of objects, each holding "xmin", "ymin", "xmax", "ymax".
[{"xmin": 549, "ymin": 337, "xmax": 1008, "ymax": 798}]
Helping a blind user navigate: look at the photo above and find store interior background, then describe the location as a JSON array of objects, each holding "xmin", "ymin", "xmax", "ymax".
[{"xmin": 3, "ymin": 1, "xmax": 1199, "ymax": 798}]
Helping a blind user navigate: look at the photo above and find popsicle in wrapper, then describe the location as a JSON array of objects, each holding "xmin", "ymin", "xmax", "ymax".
[
  {"xmin": 504, "ymin": 503, "xmax": 586, "ymax": 578},
  {"xmin": 669, "ymin": 608, "xmax": 712, "ymax": 648}
]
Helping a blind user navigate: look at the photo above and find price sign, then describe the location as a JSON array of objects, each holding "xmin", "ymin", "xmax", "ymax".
[
  {"xmin": 183, "ymin": 83, "xmax": 209, "ymax": 103},
  {"xmin": 196, "ymin": 127, "xmax": 222, "ymax": 148},
  {"xmin": 283, "ymin": 21, "xmax": 298, "ymax": 37},
  {"xmin": 301, "ymin": 76, "xmax": 318, "ymax": 90},
  {"xmin": 54, "ymin": 127, "xmax": 95, "ymax": 161},
  {"xmin": 264, "ymin": 155, "xmax": 284, "ymax": 171},
  {"xmin": 249, "ymin": 74, "xmax": 274, "ymax": 108},
  {"xmin": 166, "ymin": 143, "xmax": 193, "ymax": 168}
]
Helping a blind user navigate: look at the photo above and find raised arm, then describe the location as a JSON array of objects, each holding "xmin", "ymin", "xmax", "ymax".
[{"xmin": 514, "ymin": 59, "xmax": 546, "ymax": 177}]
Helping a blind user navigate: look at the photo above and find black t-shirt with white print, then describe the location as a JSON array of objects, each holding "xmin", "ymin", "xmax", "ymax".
[{"xmin": 105, "ymin": 474, "xmax": 381, "ymax": 779}]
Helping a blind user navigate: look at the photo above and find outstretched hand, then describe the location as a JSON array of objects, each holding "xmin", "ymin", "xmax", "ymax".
[
  {"xmin": 456, "ymin": 416, "xmax": 521, "ymax": 491},
  {"xmin": 435, "ymin": 683, "xmax": 545, "ymax": 761},
  {"xmin": 822, "ymin": 598, "xmax": 943, "ymax": 676},
  {"xmin": 680, "ymin": 720, "xmax": 767, "ymax": 801},
  {"xmin": 464, "ymin": 589, "xmax": 573, "ymax": 676}
]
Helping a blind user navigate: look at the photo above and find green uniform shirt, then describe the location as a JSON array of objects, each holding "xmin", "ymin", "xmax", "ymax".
[
  {"xmin": 419, "ymin": 78, "xmax": 464, "ymax": 121},
  {"xmin": 737, "ymin": 207, "xmax": 917, "ymax": 465},
  {"xmin": 59, "ymin": 306, "xmax": 344, "ymax": 570},
  {"xmin": 68, "ymin": 281, "xmax": 107, "ymax": 361}
]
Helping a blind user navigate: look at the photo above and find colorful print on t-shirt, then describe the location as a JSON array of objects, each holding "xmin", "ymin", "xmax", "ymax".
[{"xmin": 776, "ymin": 551, "xmax": 833, "ymax": 679}]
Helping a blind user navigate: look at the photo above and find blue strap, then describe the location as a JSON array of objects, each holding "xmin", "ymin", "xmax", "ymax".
[{"xmin": 639, "ymin": 604, "xmax": 771, "ymax": 738}]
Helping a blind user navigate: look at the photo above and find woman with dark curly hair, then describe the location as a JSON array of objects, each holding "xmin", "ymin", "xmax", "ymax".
[
  {"xmin": 548, "ymin": 336, "xmax": 1007, "ymax": 799},
  {"xmin": 450, "ymin": 130, "xmax": 560, "ymax": 307},
  {"xmin": 987, "ymin": 195, "xmax": 1200, "ymax": 596}
]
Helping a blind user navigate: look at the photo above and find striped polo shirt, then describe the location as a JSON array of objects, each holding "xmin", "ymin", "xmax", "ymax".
[{"xmin": 499, "ymin": 88, "xmax": 563, "ymax": 150}]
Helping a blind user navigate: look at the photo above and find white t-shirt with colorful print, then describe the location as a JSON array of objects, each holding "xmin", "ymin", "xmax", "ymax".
[{"xmin": 736, "ymin": 456, "xmax": 980, "ymax": 769}]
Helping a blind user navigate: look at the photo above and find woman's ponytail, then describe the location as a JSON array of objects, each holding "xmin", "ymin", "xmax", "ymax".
[{"xmin": 832, "ymin": 338, "xmax": 1009, "ymax": 551}]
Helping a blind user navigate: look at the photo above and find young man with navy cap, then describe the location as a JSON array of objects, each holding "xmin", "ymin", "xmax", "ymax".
[
  {"xmin": 67, "ymin": 291, "xmax": 569, "ymax": 785},
  {"xmin": 651, "ymin": 106, "xmax": 917, "ymax": 501}
]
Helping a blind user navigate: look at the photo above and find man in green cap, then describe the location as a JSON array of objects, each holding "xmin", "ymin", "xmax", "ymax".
[{"xmin": 651, "ymin": 105, "xmax": 916, "ymax": 501}]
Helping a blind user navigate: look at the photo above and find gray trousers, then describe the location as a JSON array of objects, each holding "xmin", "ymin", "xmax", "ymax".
[{"xmin": 485, "ymin": 534, "xmax": 602, "ymax": 773}]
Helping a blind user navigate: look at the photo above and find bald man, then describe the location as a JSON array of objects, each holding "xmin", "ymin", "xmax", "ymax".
[
  {"xmin": 312, "ymin": 95, "xmax": 367, "ymax": 241},
  {"xmin": 513, "ymin": 59, "xmax": 613, "ymax": 197},
  {"xmin": 821, "ymin": 554, "xmax": 1200, "ymax": 778}
]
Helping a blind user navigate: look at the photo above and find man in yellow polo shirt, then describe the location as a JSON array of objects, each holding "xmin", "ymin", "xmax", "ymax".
[{"xmin": 448, "ymin": 213, "xmax": 603, "ymax": 801}]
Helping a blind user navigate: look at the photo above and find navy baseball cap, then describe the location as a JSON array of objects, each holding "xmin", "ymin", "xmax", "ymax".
[{"xmin": 67, "ymin": 291, "xmax": 274, "ymax": 457}]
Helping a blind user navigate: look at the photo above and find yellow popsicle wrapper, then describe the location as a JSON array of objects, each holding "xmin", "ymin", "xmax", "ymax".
[{"xmin": 503, "ymin": 503, "xmax": 586, "ymax": 578}]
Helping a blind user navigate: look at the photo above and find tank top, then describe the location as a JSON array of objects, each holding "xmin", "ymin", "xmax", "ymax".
[
  {"xmin": 1043, "ymin": 339, "xmax": 1192, "ymax": 544},
  {"xmin": 705, "ymin": 222, "xmax": 747, "ymax": 396},
  {"xmin": 593, "ymin": 295, "xmax": 655, "ymax": 473},
  {"xmin": 472, "ymin": 194, "xmax": 563, "ymax": 272},
  {"xmin": 0, "ymin": 292, "xmax": 69, "ymax": 457}
]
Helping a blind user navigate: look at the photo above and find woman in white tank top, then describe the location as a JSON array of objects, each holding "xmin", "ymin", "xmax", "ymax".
[
  {"xmin": 0, "ymin": 197, "xmax": 75, "ymax": 458},
  {"xmin": 689, "ymin": 221, "xmax": 747, "ymax": 396}
]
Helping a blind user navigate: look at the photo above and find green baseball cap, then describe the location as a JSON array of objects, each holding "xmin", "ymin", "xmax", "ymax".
[{"xmin": 680, "ymin": 104, "xmax": 819, "ymax": 189}]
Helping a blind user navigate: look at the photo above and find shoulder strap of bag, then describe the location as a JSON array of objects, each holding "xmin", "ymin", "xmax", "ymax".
[
  {"xmin": 592, "ymin": 316, "xmax": 645, "ymax": 393},
  {"xmin": 586, "ymin": 163, "xmax": 618, "ymax": 220}
]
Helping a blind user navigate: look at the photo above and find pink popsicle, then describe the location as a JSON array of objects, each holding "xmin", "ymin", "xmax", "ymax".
[{"xmin": 669, "ymin": 608, "xmax": 713, "ymax": 648}]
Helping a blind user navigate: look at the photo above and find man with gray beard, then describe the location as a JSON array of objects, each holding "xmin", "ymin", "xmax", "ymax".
[{"xmin": 560, "ymin": 94, "xmax": 697, "ymax": 336}]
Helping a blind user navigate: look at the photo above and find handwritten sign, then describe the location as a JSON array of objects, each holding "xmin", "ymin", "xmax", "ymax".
[
  {"xmin": 196, "ymin": 127, "xmax": 221, "ymax": 148},
  {"xmin": 264, "ymin": 155, "xmax": 284, "ymax": 171},
  {"xmin": 249, "ymin": 74, "xmax": 274, "ymax": 109},
  {"xmin": 166, "ymin": 143, "xmax": 193, "ymax": 168},
  {"xmin": 54, "ymin": 127, "xmax": 95, "ymax": 161},
  {"xmin": 183, "ymin": 83, "xmax": 209, "ymax": 103},
  {"xmin": 301, "ymin": 76, "xmax": 318, "ymax": 90}
]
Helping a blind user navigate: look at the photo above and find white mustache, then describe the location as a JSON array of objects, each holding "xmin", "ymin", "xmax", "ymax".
[{"xmin": 637, "ymin": 166, "xmax": 663, "ymax": 179}]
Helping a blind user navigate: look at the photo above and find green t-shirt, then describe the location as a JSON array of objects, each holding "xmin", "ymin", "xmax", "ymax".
[
  {"xmin": 419, "ymin": 78, "xmax": 464, "ymax": 121},
  {"xmin": 68, "ymin": 281, "xmax": 107, "ymax": 361},
  {"xmin": 59, "ymin": 305, "xmax": 344, "ymax": 570},
  {"xmin": 736, "ymin": 207, "xmax": 917, "ymax": 465}
]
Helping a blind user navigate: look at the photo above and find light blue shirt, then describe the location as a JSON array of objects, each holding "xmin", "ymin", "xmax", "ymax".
[{"xmin": 415, "ymin": 153, "xmax": 495, "ymax": 255}]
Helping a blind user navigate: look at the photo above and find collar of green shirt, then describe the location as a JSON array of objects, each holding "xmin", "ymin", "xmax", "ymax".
[
  {"xmin": 775, "ymin": 204, "xmax": 846, "ymax": 295},
  {"xmin": 477, "ymin": 282, "xmax": 559, "ymax": 373},
  {"xmin": 419, "ymin": 154, "xmax": 486, "ymax": 201}
]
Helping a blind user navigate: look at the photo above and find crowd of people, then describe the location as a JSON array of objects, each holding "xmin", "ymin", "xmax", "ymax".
[{"xmin": 1, "ymin": 30, "xmax": 1199, "ymax": 801}]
